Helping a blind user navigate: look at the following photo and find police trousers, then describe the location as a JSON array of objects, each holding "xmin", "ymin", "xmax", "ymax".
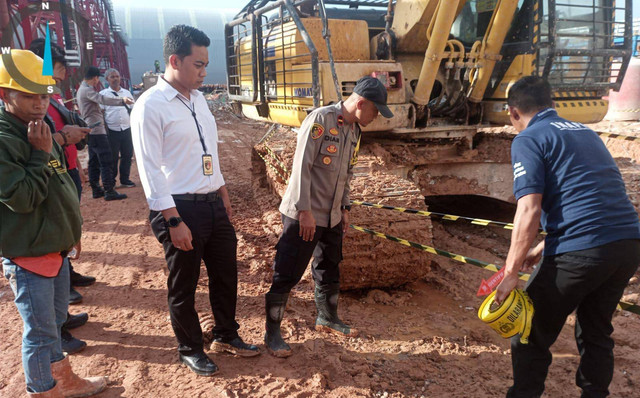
[
  {"xmin": 149, "ymin": 197, "xmax": 239, "ymax": 355},
  {"xmin": 507, "ymin": 239, "xmax": 640, "ymax": 398},
  {"xmin": 269, "ymin": 215, "xmax": 343, "ymax": 294}
]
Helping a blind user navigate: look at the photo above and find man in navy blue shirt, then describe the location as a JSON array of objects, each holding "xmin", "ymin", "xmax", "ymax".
[{"xmin": 495, "ymin": 76, "xmax": 640, "ymax": 398}]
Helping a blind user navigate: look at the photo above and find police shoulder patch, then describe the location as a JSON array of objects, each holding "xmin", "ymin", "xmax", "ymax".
[{"xmin": 310, "ymin": 123, "xmax": 325, "ymax": 140}]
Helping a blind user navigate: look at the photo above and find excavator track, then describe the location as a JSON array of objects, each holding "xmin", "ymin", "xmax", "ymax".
[
  {"xmin": 254, "ymin": 125, "xmax": 433, "ymax": 290},
  {"xmin": 253, "ymin": 125, "xmax": 518, "ymax": 290}
]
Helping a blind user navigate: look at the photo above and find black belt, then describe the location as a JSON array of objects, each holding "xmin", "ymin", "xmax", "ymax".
[{"xmin": 173, "ymin": 192, "xmax": 219, "ymax": 202}]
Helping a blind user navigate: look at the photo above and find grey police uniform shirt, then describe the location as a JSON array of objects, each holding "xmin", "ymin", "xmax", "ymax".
[
  {"xmin": 279, "ymin": 102, "xmax": 360, "ymax": 228},
  {"xmin": 76, "ymin": 80, "xmax": 126, "ymax": 135}
]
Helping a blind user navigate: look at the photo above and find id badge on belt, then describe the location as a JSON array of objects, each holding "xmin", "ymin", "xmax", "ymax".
[{"xmin": 202, "ymin": 154, "xmax": 213, "ymax": 176}]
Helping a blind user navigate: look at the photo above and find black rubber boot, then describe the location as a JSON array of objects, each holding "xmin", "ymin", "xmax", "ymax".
[
  {"xmin": 104, "ymin": 189, "xmax": 127, "ymax": 201},
  {"xmin": 314, "ymin": 283, "xmax": 358, "ymax": 337},
  {"xmin": 265, "ymin": 292, "xmax": 292, "ymax": 358}
]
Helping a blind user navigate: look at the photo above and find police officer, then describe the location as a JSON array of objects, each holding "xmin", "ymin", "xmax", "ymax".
[{"xmin": 264, "ymin": 76, "xmax": 393, "ymax": 357}]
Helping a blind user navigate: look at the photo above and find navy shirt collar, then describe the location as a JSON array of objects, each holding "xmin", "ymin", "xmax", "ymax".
[{"xmin": 527, "ymin": 108, "xmax": 557, "ymax": 128}]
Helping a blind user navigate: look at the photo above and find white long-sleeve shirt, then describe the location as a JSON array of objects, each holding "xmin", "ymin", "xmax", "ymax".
[
  {"xmin": 130, "ymin": 76, "xmax": 225, "ymax": 211},
  {"xmin": 99, "ymin": 87, "xmax": 133, "ymax": 131}
]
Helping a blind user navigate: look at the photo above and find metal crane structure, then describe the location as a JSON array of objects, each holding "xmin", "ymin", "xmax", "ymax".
[{"xmin": 0, "ymin": 0, "xmax": 131, "ymax": 99}]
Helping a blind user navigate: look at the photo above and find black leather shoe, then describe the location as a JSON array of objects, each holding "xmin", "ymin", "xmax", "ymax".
[
  {"xmin": 91, "ymin": 186, "xmax": 105, "ymax": 198},
  {"xmin": 63, "ymin": 312, "xmax": 88, "ymax": 330},
  {"xmin": 179, "ymin": 352, "xmax": 219, "ymax": 376},
  {"xmin": 69, "ymin": 287, "xmax": 83, "ymax": 304},
  {"xmin": 61, "ymin": 328, "xmax": 87, "ymax": 355},
  {"xmin": 104, "ymin": 189, "xmax": 127, "ymax": 201},
  {"xmin": 70, "ymin": 270, "xmax": 96, "ymax": 287},
  {"xmin": 119, "ymin": 180, "xmax": 136, "ymax": 188},
  {"xmin": 211, "ymin": 337, "xmax": 260, "ymax": 357}
]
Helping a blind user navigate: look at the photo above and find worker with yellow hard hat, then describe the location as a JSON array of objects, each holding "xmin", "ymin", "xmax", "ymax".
[
  {"xmin": 0, "ymin": 49, "xmax": 57, "ymax": 94},
  {"xmin": 494, "ymin": 76, "xmax": 640, "ymax": 398},
  {"xmin": 0, "ymin": 49, "xmax": 107, "ymax": 397}
]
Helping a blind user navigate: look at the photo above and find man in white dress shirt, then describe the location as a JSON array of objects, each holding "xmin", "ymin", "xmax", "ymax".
[
  {"xmin": 100, "ymin": 68, "xmax": 136, "ymax": 188},
  {"xmin": 131, "ymin": 25, "xmax": 260, "ymax": 377}
]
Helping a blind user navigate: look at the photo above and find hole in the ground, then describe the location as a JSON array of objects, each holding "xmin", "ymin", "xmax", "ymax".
[{"xmin": 424, "ymin": 195, "xmax": 516, "ymax": 223}]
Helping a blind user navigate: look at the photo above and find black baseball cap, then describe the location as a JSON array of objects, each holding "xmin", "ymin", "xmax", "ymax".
[
  {"xmin": 85, "ymin": 66, "xmax": 102, "ymax": 79},
  {"xmin": 353, "ymin": 76, "xmax": 393, "ymax": 118}
]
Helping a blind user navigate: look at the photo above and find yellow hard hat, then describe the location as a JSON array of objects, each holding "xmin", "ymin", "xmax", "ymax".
[
  {"xmin": 478, "ymin": 289, "xmax": 534, "ymax": 344},
  {"xmin": 0, "ymin": 49, "xmax": 56, "ymax": 94}
]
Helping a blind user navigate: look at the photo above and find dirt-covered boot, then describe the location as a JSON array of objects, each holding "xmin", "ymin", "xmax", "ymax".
[
  {"xmin": 265, "ymin": 292, "xmax": 292, "ymax": 358},
  {"xmin": 314, "ymin": 283, "xmax": 359, "ymax": 337},
  {"xmin": 50, "ymin": 356, "xmax": 107, "ymax": 397},
  {"xmin": 27, "ymin": 382, "xmax": 63, "ymax": 397}
]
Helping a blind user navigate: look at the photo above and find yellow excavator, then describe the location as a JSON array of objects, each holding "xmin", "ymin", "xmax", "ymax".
[
  {"xmin": 225, "ymin": 0, "xmax": 635, "ymax": 289},
  {"xmin": 226, "ymin": 0, "xmax": 633, "ymax": 129}
]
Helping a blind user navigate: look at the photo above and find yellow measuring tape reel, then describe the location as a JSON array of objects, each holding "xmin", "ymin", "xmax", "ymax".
[{"xmin": 478, "ymin": 289, "xmax": 534, "ymax": 344}]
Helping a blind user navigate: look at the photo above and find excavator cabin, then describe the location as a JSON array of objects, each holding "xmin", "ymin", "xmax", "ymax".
[{"xmin": 225, "ymin": 0, "xmax": 633, "ymax": 131}]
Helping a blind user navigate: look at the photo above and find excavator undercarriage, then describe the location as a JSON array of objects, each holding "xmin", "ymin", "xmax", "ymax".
[{"xmin": 229, "ymin": 0, "xmax": 634, "ymax": 288}]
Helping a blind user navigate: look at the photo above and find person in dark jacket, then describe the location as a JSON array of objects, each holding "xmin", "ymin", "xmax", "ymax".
[
  {"xmin": 28, "ymin": 38, "xmax": 94, "ymax": 355},
  {"xmin": 496, "ymin": 76, "xmax": 640, "ymax": 398}
]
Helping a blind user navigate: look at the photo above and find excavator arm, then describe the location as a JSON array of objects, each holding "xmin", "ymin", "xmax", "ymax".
[{"xmin": 405, "ymin": 0, "xmax": 520, "ymax": 107}]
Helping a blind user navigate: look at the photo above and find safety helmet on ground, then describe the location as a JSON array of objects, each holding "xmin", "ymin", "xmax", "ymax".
[
  {"xmin": 478, "ymin": 289, "xmax": 534, "ymax": 344},
  {"xmin": 0, "ymin": 49, "xmax": 57, "ymax": 95}
]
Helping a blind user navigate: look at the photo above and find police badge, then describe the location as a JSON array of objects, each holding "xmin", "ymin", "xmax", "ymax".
[{"xmin": 310, "ymin": 123, "xmax": 325, "ymax": 139}]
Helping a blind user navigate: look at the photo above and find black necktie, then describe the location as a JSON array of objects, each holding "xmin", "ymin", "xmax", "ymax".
[{"xmin": 111, "ymin": 90, "xmax": 131, "ymax": 114}]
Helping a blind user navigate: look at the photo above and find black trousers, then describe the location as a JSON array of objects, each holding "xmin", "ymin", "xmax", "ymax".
[
  {"xmin": 107, "ymin": 127, "xmax": 133, "ymax": 184},
  {"xmin": 150, "ymin": 197, "xmax": 239, "ymax": 355},
  {"xmin": 68, "ymin": 168, "xmax": 82, "ymax": 202},
  {"xmin": 66, "ymin": 168, "xmax": 82, "ymax": 283},
  {"xmin": 87, "ymin": 134, "xmax": 115, "ymax": 191},
  {"xmin": 269, "ymin": 215, "xmax": 343, "ymax": 294},
  {"xmin": 508, "ymin": 239, "xmax": 640, "ymax": 398}
]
